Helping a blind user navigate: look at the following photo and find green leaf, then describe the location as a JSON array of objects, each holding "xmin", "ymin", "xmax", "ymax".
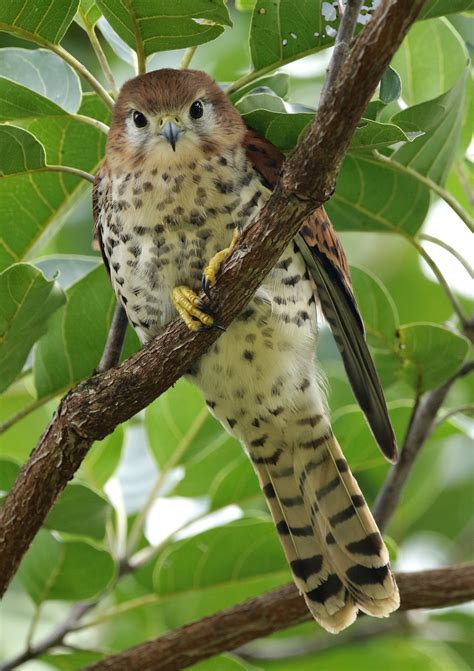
[
  {"xmin": 19, "ymin": 530, "xmax": 115, "ymax": 603},
  {"xmin": 33, "ymin": 265, "xmax": 138, "ymax": 399},
  {"xmin": 0, "ymin": 458, "xmax": 20, "ymax": 493},
  {"xmin": 229, "ymin": 72, "xmax": 289, "ymax": 103},
  {"xmin": 0, "ymin": 263, "xmax": 65, "ymax": 394},
  {"xmin": 145, "ymin": 378, "xmax": 222, "ymax": 469},
  {"xmin": 249, "ymin": 0, "xmax": 336, "ymax": 71},
  {"xmin": 380, "ymin": 66, "xmax": 402, "ymax": 104},
  {"xmin": 238, "ymin": 93, "xmax": 411, "ymax": 152},
  {"xmin": 45, "ymin": 484, "xmax": 111, "ymax": 540},
  {"xmin": 0, "ymin": 125, "xmax": 46, "ymax": 175},
  {"xmin": 420, "ymin": 1, "xmax": 474, "ymax": 20},
  {"xmin": 0, "ymin": 48, "xmax": 81, "ymax": 114},
  {"xmin": 96, "ymin": 0, "xmax": 232, "ymax": 58},
  {"xmin": 154, "ymin": 517, "xmax": 288, "ymax": 597},
  {"xmin": 391, "ymin": 18, "xmax": 469, "ymax": 105},
  {"xmin": 80, "ymin": 426, "xmax": 124, "ymax": 488},
  {"xmin": 0, "ymin": 0, "xmax": 79, "ymax": 45},
  {"xmin": 35, "ymin": 255, "xmax": 100, "ymax": 289},
  {"xmin": 397, "ymin": 323, "xmax": 470, "ymax": 393},
  {"xmin": 41, "ymin": 651, "xmax": 105, "ymax": 671},
  {"xmin": 0, "ymin": 117, "xmax": 105, "ymax": 272},
  {"xmin": 350, "ymin": 266, "xmax": 399, "ymax": 349},
  {"xmin": 326, "ymin": 154, "xmax": 430, "ymax": 236},
  {"xmin": 77, "ymin": 0, "xmax": 102, "ymax": 29},
  {"xmin": 391, "ymin": 71, "xmax": 468, "ymax": 185}
]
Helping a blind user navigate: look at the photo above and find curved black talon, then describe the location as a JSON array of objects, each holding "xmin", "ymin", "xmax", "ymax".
[
  {"xmin": 197, "ymin": 321, "xmax": 226, "ymax": 333},
  {"xmin": 201, "ymin": 275, "xmax": 212, "ymax": 299}
]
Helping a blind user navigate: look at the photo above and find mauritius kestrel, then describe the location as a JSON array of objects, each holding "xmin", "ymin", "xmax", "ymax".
[{"xmin": 93, "ymin": 69, "xmax": 399, "ymax": 632}]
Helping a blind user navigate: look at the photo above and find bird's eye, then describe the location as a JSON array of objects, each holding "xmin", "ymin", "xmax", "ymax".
[
  {"xmin": 132, "ymin": 110, "xmax": 148, "ymax": 128},
  {"xmin": 189, "ymin": 100, "xmax": 204, "ymax": 119}
]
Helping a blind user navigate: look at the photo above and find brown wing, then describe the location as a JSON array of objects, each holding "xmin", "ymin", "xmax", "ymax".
[
  {"xmin": 92, "ymin": 166, "xmax": 110, "ymax": 279},
  {"xmin": 243, "ymin": 129, "xmax": 397, "ymax": 462}
]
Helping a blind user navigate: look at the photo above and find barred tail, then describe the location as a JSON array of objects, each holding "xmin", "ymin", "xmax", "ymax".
[{"xmin": 250, "ymin": 425, "xmax": 399, "ymax": 633}]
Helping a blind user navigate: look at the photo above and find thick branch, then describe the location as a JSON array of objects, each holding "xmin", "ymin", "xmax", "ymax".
[
  {"xmin": 374, "ymin": 360, "xmax": 474, "ymax": 531},
  {"xmin": 0, "ymin": 0, "xmax": 427, "ymax": 597},
  {"xmin": 83, "ymin": 565, "xmax": 474, "ymax": 671}
]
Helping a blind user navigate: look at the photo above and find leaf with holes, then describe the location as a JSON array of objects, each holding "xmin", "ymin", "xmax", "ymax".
[
  {"xmin": 0, "ymin": 0, "xmax": 79, "ymax": 46},
  {"xmin": 0, "ymin": 263, "xmax": 65, "ymax": 394},
  {"xmin": 0, "ymin": 48, "xmax": 81, "ymax": 114},
  {"xmin": 154, "ymin": 517, "xmax": 288, "ymax": 597},
  {"xmin": 96, "ymin": 0, "xmax": 232, "ymax": 59}
]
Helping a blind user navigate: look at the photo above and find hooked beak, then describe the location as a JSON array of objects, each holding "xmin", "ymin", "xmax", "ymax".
[{"xmin": 159, "ymin": 117, "xmax": 183, "ymax": 152}]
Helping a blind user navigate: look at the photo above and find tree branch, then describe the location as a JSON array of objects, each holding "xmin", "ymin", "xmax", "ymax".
[
  {"xmin": 96, "ymin": 303, "xmax": 129, "ymax": 373},
  {"xmin": 82, "ymin": 565, "xmax": 474, "ymax": 671},
  {"xmin": 0, "ymin": 0, "xmax": 427, "ymax": 597},
  {"xmin": 319, "ymin": 0, "xmax": 364, "ymax": 107},
  {"xmin": 374, "ymin": 360, "xmax": 474, "ymax": 531}
]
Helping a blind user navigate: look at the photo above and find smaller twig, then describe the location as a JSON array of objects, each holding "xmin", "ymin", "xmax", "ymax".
[
  {"xmin": 410, "ymin": 237, "xmax": 468, "ymax": 331},
  {"xmin": 180, "ymin": 46, "xmax": 198, "ymax": 69},
  {"xmin": 73, "ymin": 113, "xmax": 110, "ymax": 135},
  {"xmin": 454, "ymin": 160, "xmax": 474, "ymax": 210},
  {"xmin": 374, "ymin": 151, "xmax": 474, "ymax": 233},
  {"xmin": 435, "ymin": 404, "xmax": 474, "ymax": 427},
  {"xmin": 86, "ymin": 25, "xmax": 119, "ymax": 97},
  {"xmin": 319, "ymin": 0, "xmax": 364, "ymax": 107},
  {"xmin": 96, "ymin": 303, "xmax": 129, "ymax": 373},
  {"xmin": 374, "ymin": 360, "xmax": 474, "ymax": 531},
  {"xmin": 0, "ymin": 602, "xmax": 95, "ymax": 671},
  {"xmin": 42, "ymin": 165, "xmax": 95, "ymax": 184},
  {"xmin": 419, "ymin": 234, "xmax": 473, "ymax": 279}
]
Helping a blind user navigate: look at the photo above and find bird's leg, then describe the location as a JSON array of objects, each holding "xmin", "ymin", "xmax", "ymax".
[
  {"xmin": 202, "ymin": 228, "xmax": 240, "ymax": 297},
  {"xmin": 172, "ymin": 285, "xmax": 220, "ymax": 332}
]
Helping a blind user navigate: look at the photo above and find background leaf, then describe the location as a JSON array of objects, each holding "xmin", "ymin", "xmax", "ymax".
[
  {"xmin": 45, "ymin": 484, "xmax": 111, "ymax": 540},
  {"xmin": 96, "ymin": 0, "xmax": 232, "ymax": 57},
  {"xmin": 0, "ymin": 48, "xmax": 81, "ymax": 114},
  {"xmin": 0, "ymin": 263, "xmax": 65, "ymax": 393},
  {"xmin": 0, "ymin": 0, "xmax": 79, "ymax": 45}
]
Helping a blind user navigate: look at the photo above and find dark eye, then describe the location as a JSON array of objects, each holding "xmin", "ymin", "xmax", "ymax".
[
  {"xmin": 132, "ymin": 110, "xmax": 148, "ymax": 128},
  {"xmin": 189, "ymin": 100, "xmax": 204, "ymax": 119}
]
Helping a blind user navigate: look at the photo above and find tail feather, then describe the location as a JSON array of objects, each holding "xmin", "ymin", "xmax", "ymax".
[{"xmin": 249, "ymin": 421, "xmax": 399, "ymax": 633}]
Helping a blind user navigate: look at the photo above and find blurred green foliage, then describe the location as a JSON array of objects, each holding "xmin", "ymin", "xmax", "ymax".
[{"xmin": 0, "ymin": 1, "xmax": 473, "ymax": 669}]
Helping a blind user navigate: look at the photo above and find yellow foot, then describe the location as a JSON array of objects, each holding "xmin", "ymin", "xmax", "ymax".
[
  {"xmin": 202, "ymin": 229, "xmax": 240, "ymax": 296},
  {"xmin": 172, "ymin": 285, "xmax": 221, "ymax": 332}
]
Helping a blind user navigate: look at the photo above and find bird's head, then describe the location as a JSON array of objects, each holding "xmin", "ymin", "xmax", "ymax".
[{"xmin": 107, "ymin": 69, "xmax": 246, "ymax": 169}]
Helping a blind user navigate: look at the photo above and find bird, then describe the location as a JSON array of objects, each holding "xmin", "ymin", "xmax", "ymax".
[{"xmin": 93, "ymin": 68, "xmax": 400, "ymax": 633}]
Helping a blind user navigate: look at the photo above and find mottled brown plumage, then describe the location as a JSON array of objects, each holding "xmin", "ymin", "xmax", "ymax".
[{"xmin": 93, "ymin": 68, "xmax": 399, "ymax": 632}]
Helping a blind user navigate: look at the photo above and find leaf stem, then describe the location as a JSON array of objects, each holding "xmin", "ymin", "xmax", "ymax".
[
  {"xmin": 180, "ymin": 46, "xmax": 198, "ymax": 69},
  {"xmin": 51, "ymin": 44, "xmax": 115, "ymax": 110},
  {"xmin": 225, "ymin": 46, "xmax": 327, "ymax": 96},
  {"xmin": 418, "ymin": 234, "xmax": 473, "ymax": 279},
  {"xmin": 85, "ymin": 23, "xmax": 119, "ymax": 97},
  {"xmin": 409, "ymin": 237, "xmax": 468, "ymax": 328},
  {"xmin": 373, "ymin": 151, "xmax": 474, "ymax": 233},
  {"xmin": 42, "ymin": 165, "xmax": 96, "ymax": 184},
  {"xmin": 71, "ymin": 113, "xmax": 110, "ymax": 135}
]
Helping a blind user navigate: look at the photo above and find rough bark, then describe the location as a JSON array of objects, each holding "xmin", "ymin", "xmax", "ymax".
[
  {"xmin": 0, "ymin": 0, "xmax": 426, "ymax": 596},
  {"xmin": 84, "ymin": 565, "xmax": 474, "ymax": 671}
]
